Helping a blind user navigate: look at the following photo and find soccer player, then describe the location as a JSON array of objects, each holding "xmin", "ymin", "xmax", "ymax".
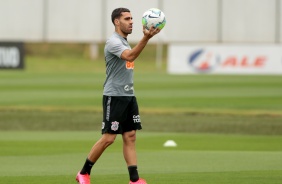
[{"xmin": 76, "ymin": 7, "xmax": 161, "ymax": 184}]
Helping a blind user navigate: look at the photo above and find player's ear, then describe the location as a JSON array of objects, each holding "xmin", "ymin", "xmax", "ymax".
[{"xmin": 114, "ymin": 19, "xmax": 120, "ymax": 26}]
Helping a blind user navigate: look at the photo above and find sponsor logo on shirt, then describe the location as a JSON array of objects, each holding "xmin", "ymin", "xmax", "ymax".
[
  {"xmin": 126, "ymin": 61, "xmax": 134, "ymax": 69},
  {"xmin": 124, "ymin": 85, "xmax": 134, "ymax": 92}
]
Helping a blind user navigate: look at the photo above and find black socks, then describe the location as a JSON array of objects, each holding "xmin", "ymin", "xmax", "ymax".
[
  {"xmin": 80, "ymin": 158, "xmax": 95, "ymax": 175},
  {"xmin": 128, "ymin": 165, "xmax": 139, "ymax": 182},
  {"xmin": 80, "ymin": 159, "xmax": 139, "ymax": 181}
]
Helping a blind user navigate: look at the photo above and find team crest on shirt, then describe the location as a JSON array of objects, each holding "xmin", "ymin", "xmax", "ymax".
[
  {"xmin": 126, "ymin": 61, "xmax": 134, "ymax": 69},
  {"xmin": 111, "ymin": 121, "xmax": 119, "ymax": 131}
]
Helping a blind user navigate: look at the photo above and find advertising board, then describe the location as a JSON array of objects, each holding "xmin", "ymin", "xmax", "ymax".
[
  {"xmin": 168, "ymin": 45, "xmax": 282, "ymax": 75},
  {"xmin": 0, "ymin": 42, "xmax": 24, "ymax": 69}
]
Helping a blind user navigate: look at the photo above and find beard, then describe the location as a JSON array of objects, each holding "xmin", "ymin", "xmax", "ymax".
[
  {"xmin": 122, "ymin": 29, "xmax": 132, "ymax": 35},
  {"xmin": 120, "ymin": 24, "xmax": 133, "ymax": 35}
]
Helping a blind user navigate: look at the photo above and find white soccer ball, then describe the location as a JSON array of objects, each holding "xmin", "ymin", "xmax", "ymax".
[{"xmin": 142, "ymin": 8, "xmax": 166, "ymax": 30}]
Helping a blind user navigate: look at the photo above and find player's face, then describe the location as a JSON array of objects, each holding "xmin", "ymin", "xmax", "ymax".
[{"xmin": 119, "ymin": 12, "xmax": 133, "ymax": 35}]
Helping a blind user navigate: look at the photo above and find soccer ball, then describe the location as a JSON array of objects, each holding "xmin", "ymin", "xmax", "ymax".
[{"xmin": 142, "ymin": 8, "xmax": 166, "ymax": 30}]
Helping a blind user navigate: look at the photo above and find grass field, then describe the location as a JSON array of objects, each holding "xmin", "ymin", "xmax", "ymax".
[
  {"xmin": 0, "ymin": 43, "xmax": 282, "ymax": 183},
  {"xmin": 1, "ymin": 131, "xmax": 282, "ymax": 184}
]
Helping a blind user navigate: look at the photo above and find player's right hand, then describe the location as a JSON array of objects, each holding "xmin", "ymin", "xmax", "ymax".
[{"xmin": 143, "ymin": 25, "xmax": 161, "ymax": 39}]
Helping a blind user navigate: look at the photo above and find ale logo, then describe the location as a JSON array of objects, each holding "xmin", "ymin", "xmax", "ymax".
[
  {"xmin": 188, "ymin": 48, "xmax": 267, "ymax": 73},
  {"xmin": 188, "ymin": 49, "xmax": 220, "ymax": 73}
]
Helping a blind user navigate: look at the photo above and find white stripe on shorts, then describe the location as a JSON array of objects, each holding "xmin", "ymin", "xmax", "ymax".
[{"xmin": 106, "ymin": 96, "xmax": 111, "ymax": 121}]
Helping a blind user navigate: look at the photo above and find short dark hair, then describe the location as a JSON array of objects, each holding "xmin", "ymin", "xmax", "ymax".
[{"xmin": 111, "ymin": 8, "xmax": 130, "ymax": 25}]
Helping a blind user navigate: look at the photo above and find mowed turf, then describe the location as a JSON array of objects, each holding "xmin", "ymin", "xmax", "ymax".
[
  {"xmin": 0, "ymin": 54, "xmax": 282, "ymax": 114},
  {"xmin": 1, "ymin": 56, "xmax": 282, "ymax": 135},
  {"xmin": 0, "ymin": 131, "xmax": 282, "ymax": 184},
  {"xmin": 1, "ymin": 44, "xmax": 282, "ymax": 183},
  {"xmin": 1, "ymin": 70, "xmax": 282, "ymax": 113}
]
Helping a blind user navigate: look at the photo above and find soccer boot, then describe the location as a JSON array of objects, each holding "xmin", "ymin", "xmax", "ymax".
[
  {"xmin": 76, "ymin": 171, "xmax": 90, "ymax": 184},
  {"xmin": 129, "ymin": 178, "xmax": 147, "ymax": 184}
]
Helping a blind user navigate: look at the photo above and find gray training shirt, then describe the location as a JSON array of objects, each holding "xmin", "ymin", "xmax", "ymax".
[{"xmin": 103, "ymin": 32, "xmax": 135, "ymax": 96}]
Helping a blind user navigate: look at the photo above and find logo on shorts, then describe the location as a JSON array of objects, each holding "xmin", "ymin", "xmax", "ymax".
[
  {"xmin": 133, "ymin": 115, "xmax": 141, "ymax": 123},
  {"xmin": 111, "ymin": 121, "xmax": 119, "ymax": 131},
  {"xmin": 101, "ymin": 122, "xmax": 105, "ymax": 129}
]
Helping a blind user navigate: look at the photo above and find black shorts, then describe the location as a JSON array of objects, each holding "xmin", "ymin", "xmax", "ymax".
[{"xmin": 101, "ymin": 95, "xmax": 142, "ymax": 134}]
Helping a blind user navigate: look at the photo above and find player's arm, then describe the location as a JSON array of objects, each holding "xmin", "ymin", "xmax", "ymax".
[{"xmin": 121, "ymin": 26, "xmax": 160, "ymax": 62}]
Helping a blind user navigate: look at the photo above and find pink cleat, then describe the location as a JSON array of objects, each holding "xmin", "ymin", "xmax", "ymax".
[
  {"xmin": 76, "ymin": 171, "xmax": 90, "ymax": 184},
  {"xmin": 129, "ymin": 178, "xmax": 147, "ymax": 184}
]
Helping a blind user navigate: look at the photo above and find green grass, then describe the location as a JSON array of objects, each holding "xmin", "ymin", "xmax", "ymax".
[
  {"xmin": 1, "ymin": 53, "xmax": 282, "ymax": 135},
  {"xmin": 1, "ymin": 55, "xmax": 282, "ymax": 114},
  {"xmin": 0, "ymin": 43, "xmax": 282, "ymax": 183},
  {"xmin": 1, "ymin": 110, "xmax": 282, "ymax": 135},
  {"xmin": 0, "ymin": 131, "xmax": 282, "ymax": 184}
]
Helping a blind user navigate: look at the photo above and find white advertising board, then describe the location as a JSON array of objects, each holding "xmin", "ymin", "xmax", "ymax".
[{"xmin": 168, "ymin": 44, "xmax": 282, "ymax": 75}]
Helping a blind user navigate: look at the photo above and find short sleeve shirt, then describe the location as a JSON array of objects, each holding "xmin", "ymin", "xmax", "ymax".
[{"xmin": 103, "ymin": 32, "xmax": 134, "ymax": 96}]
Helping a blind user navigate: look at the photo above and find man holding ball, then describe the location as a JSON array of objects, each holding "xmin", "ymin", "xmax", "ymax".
[{"xmin": 76, "ymin": 7, "xmax": 161, "ymax": 184}]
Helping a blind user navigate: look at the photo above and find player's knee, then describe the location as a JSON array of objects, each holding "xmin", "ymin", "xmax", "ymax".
[
  {"xmin": 105, "ymin": 138, "xmax": 115, "ymax": 146},
  {"xmin": 123, "ymin": 131, "xmax": 136, "ymax": 142},
  {"xmin": 101, "ymin": 134, "xmax": 116, "ymax": 146}
]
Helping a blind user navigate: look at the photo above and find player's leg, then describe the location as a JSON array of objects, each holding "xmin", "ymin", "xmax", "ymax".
[
  {"xmin": 123, "ymin": 97, "xmax": 146, "ymax": 183},
  {"xmin": 123, "ymin": 130, "xmax": 137, "ymax": 166},
  {"xmin": 76, "ymin": 96, "xmax": 122, "ymax": 184},
  {"xmin": 76, "ymin": 133, "xmax": 117, "ymax": 184},
  {"xmin": 122, "ymin": 97, "xmax": 142, "ymax": 167},
  {"xmin": 87, "ymin": 133, "xmax": 117, "ymax": 168},
  {"xmin": 122, "ymin": 130, "xmax": 139, "ymax": 181},
  {"xmin": 123, "ymin": 130, "xmax": 146, "ymax": 184}
]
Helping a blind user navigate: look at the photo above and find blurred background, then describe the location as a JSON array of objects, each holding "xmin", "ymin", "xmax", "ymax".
[
  {"xmin": 1, "ymin": 0, "xmax": 282, "ymax": 183},
  {"xmin": 1, "ymin": 0, "xmax": 281, "ymax": 43}
]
